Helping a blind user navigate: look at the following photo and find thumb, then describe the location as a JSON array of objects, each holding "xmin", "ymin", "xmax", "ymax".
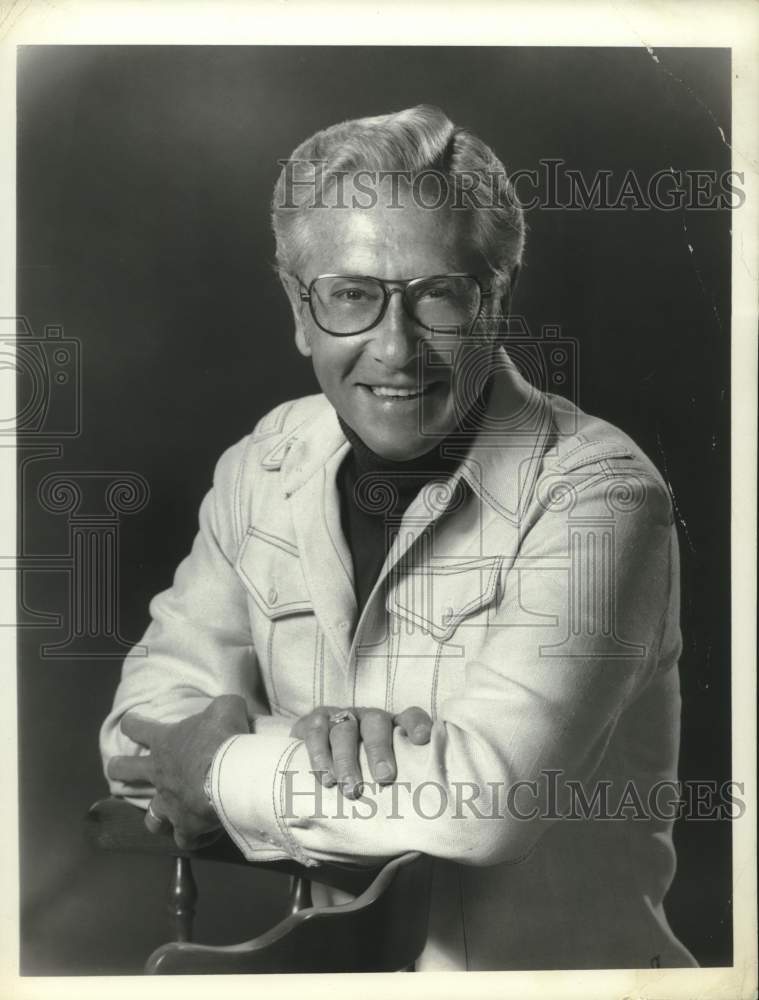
[{"xmin": 209, "ymin": 694, "xmax": 251, "ymax": 732}]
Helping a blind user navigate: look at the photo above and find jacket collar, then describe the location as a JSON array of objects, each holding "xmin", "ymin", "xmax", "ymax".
[
  {"xmin": 279, "ymin": 347, "xmax": 560, "ymax": 526},
  {"xmin": 279, "ymin": 405, "xmax": 349, "ymax": 499},
  {"xmin": 275, "ymin": 349, "xmax": 561, "ymax": 667}
]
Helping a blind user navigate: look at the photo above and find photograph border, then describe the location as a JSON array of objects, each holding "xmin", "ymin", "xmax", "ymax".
[{"xmin": 1, "ymin": 2, "xmax": 756, "ymax": 998}]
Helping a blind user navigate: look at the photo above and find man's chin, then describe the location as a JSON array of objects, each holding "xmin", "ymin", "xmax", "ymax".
[{"xmin": 357, "ymin": 431, "xmax": 445, "ymax": 462}]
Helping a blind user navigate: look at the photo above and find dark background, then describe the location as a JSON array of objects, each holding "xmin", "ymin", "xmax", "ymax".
[{"xmin": 16, "ymin": 46, "xmax": 732, "ymax": 973}]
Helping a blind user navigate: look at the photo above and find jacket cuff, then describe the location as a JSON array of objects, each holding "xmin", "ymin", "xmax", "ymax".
[
  {"xmin": 252, "ymin": 714, "xmax": 297, "ymax": 737},
  {"xmin": 208, "ymin": 732, "xmax": 319, "ymax": 867}
]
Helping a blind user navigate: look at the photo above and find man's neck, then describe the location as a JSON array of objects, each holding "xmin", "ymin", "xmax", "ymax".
[{"xmin": 336, "ymin": 417, "xmax": 460, "ymax": 480}]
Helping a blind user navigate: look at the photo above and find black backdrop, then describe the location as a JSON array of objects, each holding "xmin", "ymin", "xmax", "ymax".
[{"xmin": 16, "ymin": 46, "xmax": 732, "ymax": 973}]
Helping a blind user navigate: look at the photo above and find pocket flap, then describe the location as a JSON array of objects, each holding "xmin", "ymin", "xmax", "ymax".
[
  {"xmin": 387, "ymin": 555, "xmax": 503, "ymax": 641},
  {"xmin": 235, "ymin": 527, "xmax": 313, "ymax": 619},
  {"xmin": 556, "ymin": 441, "xmax": 635, "ymax": 472}
]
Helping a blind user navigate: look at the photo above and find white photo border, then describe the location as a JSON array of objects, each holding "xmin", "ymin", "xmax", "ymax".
[{"xmin": 0, "ymin": 3, "xmax": 756, "ymax": 998}]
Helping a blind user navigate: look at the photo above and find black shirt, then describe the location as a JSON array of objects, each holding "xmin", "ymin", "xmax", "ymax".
[{"xmin": 336, "ymin": 387, "xmax": 489, "ymax": 619}]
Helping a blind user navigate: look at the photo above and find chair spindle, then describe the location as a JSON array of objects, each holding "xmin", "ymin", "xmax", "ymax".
[{"xmin": 168, "ymin": 856, "xmax": 197, "ymax": 942}]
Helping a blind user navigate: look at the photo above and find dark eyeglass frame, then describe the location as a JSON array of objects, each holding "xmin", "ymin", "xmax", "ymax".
[{"xmin": 296, "ymin": 272, "xmax": 493, "ymax": 337}]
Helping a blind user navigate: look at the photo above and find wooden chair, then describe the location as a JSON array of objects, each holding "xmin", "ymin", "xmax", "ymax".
[{"xmin": 86, "ymin": 798, "xmax": 433, "ymax": 974}]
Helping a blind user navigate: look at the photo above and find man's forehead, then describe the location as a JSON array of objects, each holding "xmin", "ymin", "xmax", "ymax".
[{"xmin": 298, "ymin": 202, "xmax": 482, "ymax": 277}]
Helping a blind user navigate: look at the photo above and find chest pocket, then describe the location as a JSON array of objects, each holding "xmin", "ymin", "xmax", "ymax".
[
  {"xmin": 234, "ymin": 527, "xmax": 313, "ymax": 618},
  {"xmin": 387, "ymin": 555, "xmax": 504, "ymax": 642}
]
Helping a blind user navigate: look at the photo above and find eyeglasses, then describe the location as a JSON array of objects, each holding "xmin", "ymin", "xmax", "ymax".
[{"xmin": 297, "ymin": 273, "xmax": 492, "ymax": 337}]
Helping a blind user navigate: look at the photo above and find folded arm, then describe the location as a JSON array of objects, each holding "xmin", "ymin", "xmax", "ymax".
[
  {"xmin": 101, "ymin": 441, "xmax": 677, "ymax": 870},
  {"xmin": 100, "ymin": 436, "xmax": 431, "ymax": 850},
  {"xmin": 206, "ymin": 465, "xmax": 679, "ymax": 868},
  {"xmin": 99, "ymin": 437, "xmax": 282, "ymax": 807}
]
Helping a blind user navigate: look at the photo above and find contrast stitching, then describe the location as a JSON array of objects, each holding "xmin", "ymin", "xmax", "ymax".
[
  {"xmin": 320, "ymin": 465, "xmax": 354, "ymax": 587},
  {"xmin": 213, "ymin": 736, "xmax": 280, "ymax": 857},
  {"xmin": 312, "ymin": 625, "xmax": 324, "ymax": 708},
  {"xmin": 235, "ymin": 530, "xmax": 313, "ymax": 617},
  {"xmin": 246, "ymin": 526, "xmax": 300, "ymax": 557},
  {"xmin": 318, "ymin": 630, "xmax": 325, "ymax": 705},
  {"xmin": 232, "ymin": 447, "xmax": 245, "ymax": 548},
  {"xmin": 272, "ymin": 740, "xmax": 317, "ymax": 866},
  {"xmin": 390, "ymin": 558, "xmax": 503, "ymax": 641},
  {"xmin": 430, "ymin": 640, "xmax": 443, "ymax": 720},
  {"xmin": 385, "ymin": 624, "xmax": 398, "ymax": 713},
  {"xmin": 555, "ymin": 435, "xmax": 592, "ymax": 465},
  {"xmin": 252, "ymin": 399, "xmax": 295, "ymax": 441},
  {"xmin": 266, "ymin": 621, "xmax": 280, "ymax": 710}
]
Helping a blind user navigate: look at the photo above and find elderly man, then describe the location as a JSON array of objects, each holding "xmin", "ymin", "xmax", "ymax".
[{"xmin": 101, "ymin": 105, "xmax": 696, "ymax": 970}]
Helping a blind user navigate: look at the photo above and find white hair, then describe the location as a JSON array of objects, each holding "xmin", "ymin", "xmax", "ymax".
[{"xmin": 271, "ymin": 104, "xmax": 525, "ymax": 291}]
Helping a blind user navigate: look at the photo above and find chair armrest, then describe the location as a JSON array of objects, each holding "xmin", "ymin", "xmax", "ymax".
[
  {"xmin": 86, "ymin": 797, "xmax": 385, "ymax": 895},
  {"xmin": 147, "ymin": 850, "xmax": 434, "ymax": 974}
]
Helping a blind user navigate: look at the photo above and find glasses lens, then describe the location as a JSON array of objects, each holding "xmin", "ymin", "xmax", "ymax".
[
  {"xmin": 407, "ymin": 275, "xmax": 481, "ymax": 333},
  {"xmin": 310, "ymin": 276, "xmax": 384, "ymax": 334}
]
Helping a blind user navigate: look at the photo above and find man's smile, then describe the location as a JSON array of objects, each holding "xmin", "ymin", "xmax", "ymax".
[{"xmin": 357, "ymin": 380, "xmax": 444, "ymax": 404}]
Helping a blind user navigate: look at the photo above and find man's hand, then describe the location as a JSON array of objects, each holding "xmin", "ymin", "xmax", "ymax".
[
  {"xmin": 290, "ymin": 706, "xmax": 433, "ymax": 798},
  {"xmin": 107, "ymin": 694, "xmax": 250, "ymax": 849}
]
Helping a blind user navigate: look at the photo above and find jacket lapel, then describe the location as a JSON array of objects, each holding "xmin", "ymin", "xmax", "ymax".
[
  {"xmin": 282, "ymin": 410, "xmax": 357, "ymax": 668},
  {"xmin": 373, "ymin": 349, "xmax": 557, "ymax": 580},
  {"xmin": 279, "ymin": 348, "xmax": 558, "ymax": 666}
]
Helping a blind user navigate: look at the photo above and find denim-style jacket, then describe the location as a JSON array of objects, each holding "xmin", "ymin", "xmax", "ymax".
[{"xmin": 101, "ymin": 349, "xmax": 697, "ymax": 970}]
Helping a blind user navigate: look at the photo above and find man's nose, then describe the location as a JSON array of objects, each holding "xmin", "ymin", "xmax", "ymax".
[{"xmin": 370, "ymin": 288, "xmax": 422, "ymax": 370}]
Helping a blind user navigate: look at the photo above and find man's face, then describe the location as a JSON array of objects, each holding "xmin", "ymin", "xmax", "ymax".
[{"xmin": 287, "ymin": 193, "xmax": 500, "ymax": 461}]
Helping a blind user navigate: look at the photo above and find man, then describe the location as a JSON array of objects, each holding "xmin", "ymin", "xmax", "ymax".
[{"xmin": 101, "ymin": 105, "xmax": 696, "ymax": 970}]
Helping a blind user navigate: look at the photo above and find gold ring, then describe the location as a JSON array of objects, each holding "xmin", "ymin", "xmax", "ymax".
[
  {"xmin": 147, "ymin": 802, "xmax": 164, "ymax": 824},
  {"xmin": 328, "ymin": 709, "xmax": 358, "ymax": 728}
]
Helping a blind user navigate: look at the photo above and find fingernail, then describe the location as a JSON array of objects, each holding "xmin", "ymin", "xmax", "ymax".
[
  {"xmin": 414, "ymin": 725, "xmax": 431, "ymax": 741},
  {"xmin": 322, "ymin": 770, "xmax": 336, "ymax": 787},
  {"xmin": 375, "ymin": 761, "xmax": 393, "ymax": 780},
  {"xmin": 342, "ymin": 780, "xmax": 362, "ymax": 799}
]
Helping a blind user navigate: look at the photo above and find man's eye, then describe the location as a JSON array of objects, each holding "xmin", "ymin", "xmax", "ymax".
[
  {"xmin": 418, "ymin": 285, "xmax": 451, "ymax": 301},
  {"xmin": 332, "ymin": 287, "xmax": 376, "ymax": 303}
]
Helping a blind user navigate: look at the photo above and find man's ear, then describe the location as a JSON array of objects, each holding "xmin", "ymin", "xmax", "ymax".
[{"xmin": 280, "ymin": 271, "xmax": 312, "ymax": 358}]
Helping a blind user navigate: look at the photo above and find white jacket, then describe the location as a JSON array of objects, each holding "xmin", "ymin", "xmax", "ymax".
[{"xmin": 101, "ymin": 349, "xmax": 697, "ymax": 970}]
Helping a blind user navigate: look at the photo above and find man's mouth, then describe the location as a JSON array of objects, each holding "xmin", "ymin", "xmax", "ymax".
[{"xmin": 360, "ymin": 382, "xmax": 440, "ymax": 401}]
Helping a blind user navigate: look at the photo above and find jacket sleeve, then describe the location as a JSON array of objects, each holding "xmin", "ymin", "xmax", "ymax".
[
  {"xmin": 99, "ymin": 434, "xmax": 292, "ymax": 818},
  {"xmin": 207, "ymin": 460, "xmax": 680, "ymax": 869}
]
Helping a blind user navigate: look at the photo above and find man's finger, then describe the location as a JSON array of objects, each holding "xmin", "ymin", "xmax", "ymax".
[
  {"xmin": 329, "ymin": 715, "xmax": 362, "ymax": 798},
  {"xmin": 120, "ymin": 712, "xmax": 160, "ymax": 747},
  {"xmin": 290, "ymin": 706, "xmax": 338, "ymax": 740},
  {"xmin": 301, "ymin": 711, "xmax": 337, "ymax": 787},
  {"xmin": 145, "ymin": 795, "xmax": 172, "ymax": 835},
  {"xmin": 394, "ymin": 706, "xmax": 433, "ymax": 745},
  {"xmin": 107, "ymin": 754, "xmax": 154, "ymax": 784},
  {"xmin": 357, "ymin": 708, "xmax": 396, "ymax": 784}
]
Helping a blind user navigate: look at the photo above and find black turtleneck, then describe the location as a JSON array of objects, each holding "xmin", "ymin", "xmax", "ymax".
[{"xmin": 336, "ymin": 385, "xmax": 490, "ymax": 619}]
